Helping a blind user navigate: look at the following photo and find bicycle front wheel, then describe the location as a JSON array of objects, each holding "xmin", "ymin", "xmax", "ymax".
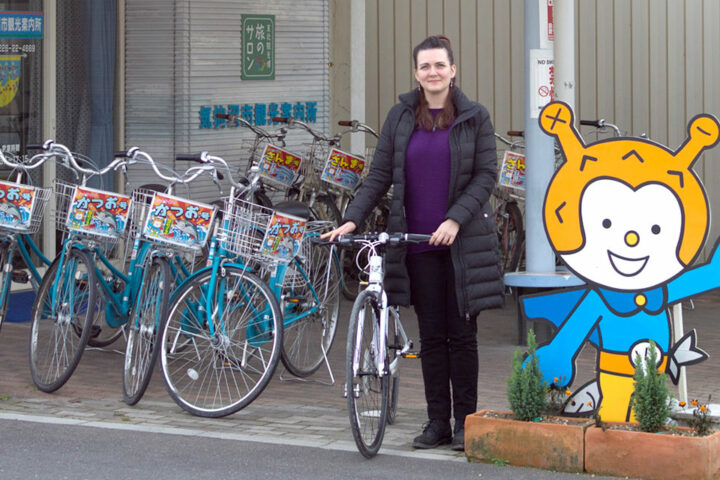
[
  {"xmin": 29, "ymin": 248, "xmax": 97, "ymax": 392},
  {"xmin": 495, "ymin": 201, "xmax": 524, "ymax": 272},
  {"xmin": 347, "ymin": 289, "xmax": 389, "ymax": 458},
  {"xmin": 0, "ymin": 241, "xmax": 12, "ymax": 334},
  {"xmin": 160, "ymin": 267, "xmax": 282, "ymax": 417},
  {"xmin": 280, "ymin": 242, "xmax": 341, "ymax": 377},
  {"xmin": 123, "ymin": 255, "xmax": 171, "ymax": 405}
]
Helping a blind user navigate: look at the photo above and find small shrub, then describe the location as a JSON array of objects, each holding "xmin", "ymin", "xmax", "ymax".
[
  {"xmin": 546, "ymin": 377, "xmax": 571, "ymax": 415},
  {"xmin": 680, "ymin": 396, "xmax": 714, "ymax": 436},
  {"xmin": 631, "ymin": 341, "xmax": 671, "ymax": 432},
  {"xmin": 507, "ymin": 329, "xmax": 547, "ymax": 421}
]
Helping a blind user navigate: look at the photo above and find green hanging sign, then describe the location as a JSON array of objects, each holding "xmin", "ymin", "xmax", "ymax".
[{"xmin": 242, "ymin": 14, "xmax": 275, "ymax": 80}]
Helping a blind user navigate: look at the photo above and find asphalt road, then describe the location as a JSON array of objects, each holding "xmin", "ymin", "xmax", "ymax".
[{"xmin": 0, "ymin": 417, "xmax": 622, "ymax": 480}]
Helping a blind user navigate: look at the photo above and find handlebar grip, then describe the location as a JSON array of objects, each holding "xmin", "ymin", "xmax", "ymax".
[
  {"xmin": 114, "ymin": 151, "xmax": 130, "ymax": 158},
  {"xmin": 506, "ymin": 130, "xmax": 524, "ymax": 137},
  {"xmin": 216, "ymin": 171, "xmax": 224, "ymax": 180},
  {"xmin": 272, "ymin": 116, "xmax": 289, "ymax": 123},
  {"xmin": 215, "ymin": 113, "xmax": 230, "ymax": 120},
  {"xmin": 26, "ymin": 144, "xmax": 45, "ymax": 150},
  {"xmin": 176, "ymin": 153, "xmax": 206, "ymax": 163},
  {"xmin": 580, "ymin": 120, "xmax": 602, "ymax": 127},
  {"xmin": 404, "ymin": 233, "xmax": 433, "ymax": 243},
  {"xmin": 337, "ymin": 120, "xmax": 353, "ymax": 126}
]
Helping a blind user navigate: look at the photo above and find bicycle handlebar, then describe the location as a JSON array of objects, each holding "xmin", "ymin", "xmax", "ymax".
[
  {"xmin": 313, "ymin": 232, "xmax": 432, "ymax": 246},
  {"xmin": 337, "ymin": 119, "xmax": 379, "ymax": 139},
  {"xmin": 273, "ymin": 116, "xmax": 338, "ymax": 144},
  {"xmin": 215, "ymin": 113, "xmax": 287, "ymax": 142},
  {"xmin": 580, "ymin": 119, "xmax": 622, "ymax": 137}
]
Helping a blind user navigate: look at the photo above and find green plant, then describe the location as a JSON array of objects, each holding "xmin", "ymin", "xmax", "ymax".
[
  {"xmin": 507, "ymin": 329, "xmax": 547, "ymax": 421},
  {"xmin": 680, "ymin": 396, "xmax": 713, "ymax": 436},
  {"xmin": 546, "ymin": 377, "xmax": 571, "ymax": 415},
  {"xmin": 631, "ymin": 341, "xmax": 671, "ymax": 432}
]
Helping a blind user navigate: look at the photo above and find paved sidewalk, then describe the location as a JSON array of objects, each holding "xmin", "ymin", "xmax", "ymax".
[{"xmin": 2, "ymin": 290, "xmax": 720, "ymax": 463}]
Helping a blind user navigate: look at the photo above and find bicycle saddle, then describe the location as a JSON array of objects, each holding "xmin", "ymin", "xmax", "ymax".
[{"xmin": 274, "ymin": 200, "xmax": 311, "ymax": 220}]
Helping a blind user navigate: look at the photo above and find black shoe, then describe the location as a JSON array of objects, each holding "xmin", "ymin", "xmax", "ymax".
[
  {"xmin": 451, "ymin": 427, "xmax": 465, "ymax": 451},
  {"xmin": 412, "ymin": 419, "xmax": 452, "ymax": 449}
]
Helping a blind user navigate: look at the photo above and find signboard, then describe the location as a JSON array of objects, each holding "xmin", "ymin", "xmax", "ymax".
[
  {"xmin": 539, "ymin": 0, "xmax": 554, "ymax": 49},
  {"xmin": 530, "ymin": 49, "xmax": 554, "ymax": 118},
  {"xmin": 242, "ymin": 14, "xmax": 275, "ymax": 80},
  {"xmin": 0, "ymin": 180, "xmax": 36, "ymax": 230},
  {"xmin": 0, "ymin": 12, "xmax": 43, "ymax": 39},
  {"xmin": 142, "ymin": 193, "xmax": 216, "ymax": 249},
  {"xmin": 498, "ymin": 151, "xmax": 526, "ymax": 190},
  {"xmin": 259, "ymin": 211, "xmax": 306, "ymax": 262},
  {"xmin": 320, "ymin": 148, "xmax": 366, "ymax": 191},
  {"xmin": 258, "ymin": 144, "xmax": 303, "ymax": 188},
  {"xmin": 66, "ymin": 187, "xmax": 131, "ymax": 238}
]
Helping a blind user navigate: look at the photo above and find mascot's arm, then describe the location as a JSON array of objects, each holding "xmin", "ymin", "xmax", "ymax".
[
  {"xmin": 668, "ymin": 239, "xmax": 720, "ymax": 304},
  {"xmin": 523, "ymin": 289, "xmax": 602, "ymax": 387}
]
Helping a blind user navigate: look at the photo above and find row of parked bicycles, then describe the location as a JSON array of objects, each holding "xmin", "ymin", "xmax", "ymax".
[{"xmin": 0, "ymin": 113, "xmax": 390, "ymax": 424}]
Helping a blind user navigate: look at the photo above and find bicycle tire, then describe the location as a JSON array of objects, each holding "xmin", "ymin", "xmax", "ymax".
[
  {"xmin": 310, "ymin": 194, "xmax": 341, "ymax": 226},
  {"xmin": 123, "ymin": 255, "xmax": 171, "ymax": 405},
  {"xmin": 280, "ymin": 242, "xmax": 341, "ymax": 377},
  {"xmin": 0, "ymin": 242, "xmax": 12, "ymax": 334},
  {"xmin": 86, "ymin": 281, "xmax": 124, "ymax": 348},
  {"xmin": 29, "ymin": 248, "xmax": 97, "ymax": 392},
  {"xmin": 386, "ymin": 310, "xmax": 401, "ymax": 425},
  {"xmin": 160, "ymin": 266, "xmax": 282, "ymax": 417},
  {"xmin": 347, "ymin": 289, "xmax": 389, "ymax": 458},
  {"xmin": 495, "ymin": 200, "xmax": 524, "ymax": 273}
]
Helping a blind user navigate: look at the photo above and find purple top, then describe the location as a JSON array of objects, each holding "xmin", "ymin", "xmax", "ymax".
[{"xmin": 404, "ymin": 109, "xmax": 452, "ymax": 255}]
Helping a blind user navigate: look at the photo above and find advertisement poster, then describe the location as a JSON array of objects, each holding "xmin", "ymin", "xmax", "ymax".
[
  {"xmin": 142, "ymin": 193, "xmax": 216, "ymax": 249},
  {"xmin": 320, "ymin": 148, "xmax": 366, "ymax": 191},
  {"xmin": 258, "ymin": 144, "xmax": 303, "ymax": 188},
  {"xmin": 498, "ymin": 151, "xmax": 526, "ymax": 190},
  {"xmin": 66, "ymin": 186, "xmax": 131, "ymax": 238},
  {"xmin": 530, "ymin": 49, "xmax": 554, "ymax": 118},
  {"xmin": 0, "ymin": 180, "xmax": 36, "ymax": 230},
  {"xmin": 259, "ymin": 212, "xmax": 307, "ymax": 262}
]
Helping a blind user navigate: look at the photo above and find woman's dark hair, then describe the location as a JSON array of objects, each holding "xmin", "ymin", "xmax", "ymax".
[{"xmin": 413, "ymin": 34, "xmax": 456, "ymax": 131}]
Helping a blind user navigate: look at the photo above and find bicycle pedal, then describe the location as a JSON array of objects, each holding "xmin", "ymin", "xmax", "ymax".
[
  {"xmin": 401, "ymin": 351, "xmax": 421, "ymax": 359},
  {"xmin": 11, "ymin": 270, "xmax": 29, "ymax": 283}
]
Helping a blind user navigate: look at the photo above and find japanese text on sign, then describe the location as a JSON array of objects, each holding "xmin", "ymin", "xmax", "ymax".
[
  {"xmin": 143, "ymin": 193, "xmax": 215, "ymax": 249},
  {"xmin": 0, "ymin": 180, "xmax": 36, "ymax": 230},
  {"xmin": 498, "ymin": 151, "xmax": 526, "ymax": 190},
  {"xmin": 0, "ymin": 12, "xmax": 43, "ymax": 38},
  {"xmin": 199, "ymin": 101, "xmax": 318, "ymax": 129},
  {"xmin": 258, "ymin": 144, "xmax": 303, "ymax": 188},
  {"xmin": 242, "ymin": 14, "xmax": 275, "ymax": 80},
  {"xmin": 320, "ymin": 148, "xmax": 366, "ymax": 191},
  {"xmin": 66, "ymin": 187, "xmax": 131, "ymax": 239},
  {"xmin": 260, "ymin": 212, "xmax": 306, "ymax": 262}
]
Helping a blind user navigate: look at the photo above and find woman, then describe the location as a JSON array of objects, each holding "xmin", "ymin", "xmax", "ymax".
[{"xmin": 324, "ymin": 35, "xmax": 503, "ymax": 451}]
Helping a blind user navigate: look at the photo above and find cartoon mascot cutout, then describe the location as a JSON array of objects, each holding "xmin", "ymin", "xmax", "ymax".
[{"xmin": 522, "ymin": 101, "xmax": 720, "ymax": 423}]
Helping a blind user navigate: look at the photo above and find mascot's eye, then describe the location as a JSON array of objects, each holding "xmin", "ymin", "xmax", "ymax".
[
  {"xmin": 651, "ymin": 224, "xmax": 661, "ymax": 234},
  {"xmin": 602, "ymin": 219, "xmax": 612, "ymax": 229}
]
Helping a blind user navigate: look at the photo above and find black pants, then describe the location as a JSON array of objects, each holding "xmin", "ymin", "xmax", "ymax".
[{"xmin": 406, "ymin": 249, "xmax": 478, "ymax": 429}]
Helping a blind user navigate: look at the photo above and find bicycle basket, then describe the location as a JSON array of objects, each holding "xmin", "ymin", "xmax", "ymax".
[
  {"xmin": 281, "ymin": 219, "xmax": 334, "ymax": 288},
  {"xmin": 0, "ymin": 180, "xmax": 51, "ymax": 234},
  {"xmin": 217, "ymin": 197, "xmax": 274, "ymax": 263}
]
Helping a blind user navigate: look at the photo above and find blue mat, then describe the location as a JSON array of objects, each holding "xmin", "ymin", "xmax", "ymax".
[{"xmin": 6, "ymin": 290, "xmax": 35, "ymax": 323}]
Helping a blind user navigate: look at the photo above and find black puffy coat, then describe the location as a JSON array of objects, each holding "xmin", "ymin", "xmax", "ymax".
[{"xmin": 343, "ymin": 87, "xmax": 505, "ymax": 317}]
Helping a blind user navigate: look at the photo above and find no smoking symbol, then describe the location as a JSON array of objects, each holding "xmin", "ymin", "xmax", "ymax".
[{"xmin": 538, "ymin": 85, "xmax": 551, "ymax": 97}]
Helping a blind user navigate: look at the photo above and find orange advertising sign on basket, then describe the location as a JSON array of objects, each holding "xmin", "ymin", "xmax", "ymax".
[
  {"xmin": 321, "ymin": 148, "xmax": 366, "ymax": 191},
  {"xmin": 142, "ymin": 193, "xmax": 216, "ymax": 249},
  {"xmin": 66, "ymin": 186, "xmax": 132, "ymax": 238},
  {"xmin": 498, "ymin": 151, "xmax": 526, "ymax": 190},
  {"xmin": 259, "ymin": 211, "xmax": 307, "ymax": 263},
  {"xmin": 0, "ymin": 180, "xmax": 37, "ymax": 231},
  {"xmin": 258, "ymin": 144, "xmax": 303, "ymax": 188}
]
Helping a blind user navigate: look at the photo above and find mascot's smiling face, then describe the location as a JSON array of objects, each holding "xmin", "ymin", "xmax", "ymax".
[{"xmin": 561, "ymin": 178, "xmax": 684, "ymax": 290}]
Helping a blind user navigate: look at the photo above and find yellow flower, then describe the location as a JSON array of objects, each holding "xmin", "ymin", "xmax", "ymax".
[
  {"xmin": 553, "ymin": 377, "xmax": 559, "ymax": 384},
  {"xmin": 692, "ymin": 399, "xmax": 699, "ymax": 406},
  {"xmin": 700, "ymin": 405, "xmax": 707, "ymax": 413},
  {"xmin": 679, "ymin": 401, "xmax": 686, "ymax": 407},
  {"xmin": 565, "ymin": 389, "xmax": 571, "ymax": 396},
  {"xmin": 587, "ymin": 401, "xmax": 592, "ymax": 406}
]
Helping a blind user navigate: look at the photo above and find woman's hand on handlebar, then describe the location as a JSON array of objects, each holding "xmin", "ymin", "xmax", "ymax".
[
  {"xmin": 320, "ymin": 221, "xmax": 357, "ymax": 242},
  {"xmin": 430, "ymin": 218, "xmax": 460, "ymax": 246}
]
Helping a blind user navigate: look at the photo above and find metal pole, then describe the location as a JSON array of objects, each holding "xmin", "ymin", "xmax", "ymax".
[
  {"xmin": 524, "ymin": 0, "xmax": 555, "ymax": 273},
  {"xmin": 553, "ymin": 0, "xmax": 575, "ymax": 109}
]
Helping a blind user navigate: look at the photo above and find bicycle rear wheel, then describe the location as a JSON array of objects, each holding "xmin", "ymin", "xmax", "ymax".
[
  {"xmin": 347, "ymin": 289, "xmax": 389, "ymax": 458},
  {"xmin": 29, "ymin": 248, "xmax": 97, "ymax": 392},
  {"xmin": 123, "ymin": 255, "xmax": 171, "ymax": 405},
  {"xmin": 280, "ymin": 243, "xmax": 341, "ymax": 377},
  {"xmin": 495, "ymin": 201, "xmax": 524, "ymax": 272},
  {"xmin": 0, "ymin": 241, "xmax": 12, "ymax": 334},
  {"xmin": 160, "ymin": 267, "xmax": 282, "ymax": 417}
]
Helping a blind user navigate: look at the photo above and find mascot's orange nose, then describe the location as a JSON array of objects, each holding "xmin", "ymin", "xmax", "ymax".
[{"xmin": 625, "ymin": 231, "xmax": 639, "ymax": 247}]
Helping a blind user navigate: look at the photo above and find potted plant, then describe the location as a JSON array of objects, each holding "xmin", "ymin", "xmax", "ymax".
[
  {"xmin": 465, "ymin": 330, "xmax": 592, "ymax": 473},
  {"xmin": 584, "ymin": 342, "xmax": 720, "ymax": 480}
]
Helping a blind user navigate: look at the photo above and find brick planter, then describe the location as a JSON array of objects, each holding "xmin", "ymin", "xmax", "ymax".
[
  {"xmin": 585, "ymin": 424, "xmax": 720, "ymax": 480},
  {"xmin": 465, "ymin": 409, "xmax": 592, "ymax": 473}
]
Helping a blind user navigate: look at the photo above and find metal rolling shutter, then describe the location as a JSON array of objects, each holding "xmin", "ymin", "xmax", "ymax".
[{"xmin": 124, "ymin": 0, "xmax": 329, "ymax": 202}]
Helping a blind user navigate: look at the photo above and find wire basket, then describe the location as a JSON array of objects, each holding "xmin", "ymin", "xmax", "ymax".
[
  {"xmin": 217, "ymin": 196, "xmax": 274, "ymax": 265},
  {"xmin": 0, "ymin": 183, "xmax": 51, "ymax": 234},
  {"xmin": 281, "ymin": 220, "xmax": 334, "ymax": 288},
  {"xmin": 297, "ymin": 141, "xmax": 330, "ymax": 191}
]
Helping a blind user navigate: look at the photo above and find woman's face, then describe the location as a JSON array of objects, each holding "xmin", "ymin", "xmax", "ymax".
[{"xmin": 414, "ymin": 48, "xmax": 456, "ymax": 96}]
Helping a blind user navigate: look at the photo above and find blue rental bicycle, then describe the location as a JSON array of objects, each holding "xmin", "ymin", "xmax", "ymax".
[{"xmin": 159, "ymin": 152, "xmax": 340, "ymax": 417}]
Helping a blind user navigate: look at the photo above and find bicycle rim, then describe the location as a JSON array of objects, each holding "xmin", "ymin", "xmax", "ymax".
[
  {"xmin": 347, "ymin": 290, "xmax": 389, "ymax": 458},
  {"xmin": 280, "ymin": 244, "xmax": 341, "ymax": 377},
  {"xmin": 29, "ymin": 248, "xmax": 96, "ymax": 392},
  {"xmin": 123, "ymin": 256, "xmax": 171, "ymax": 405},
  {"xmin": 0, "ymin": 242, "xmax": 11, "ymax": 334},
  {"xmin": 160, "ymin": 267, "xmax": 282, "ymax": 417}
]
